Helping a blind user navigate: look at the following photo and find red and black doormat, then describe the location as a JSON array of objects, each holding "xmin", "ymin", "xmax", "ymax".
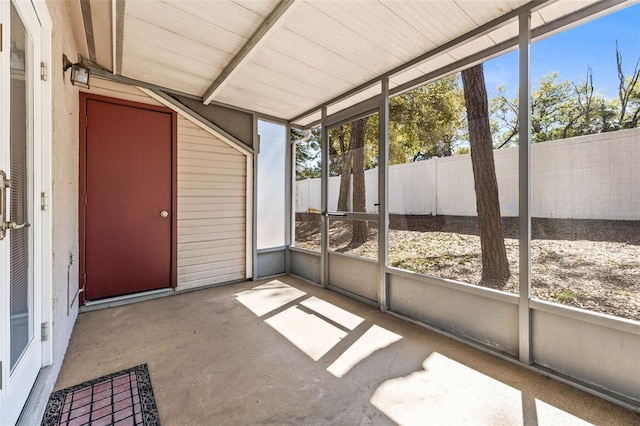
[{"xmin": 41, "ymin": 364, "xmax": 160, "ymax": 426}]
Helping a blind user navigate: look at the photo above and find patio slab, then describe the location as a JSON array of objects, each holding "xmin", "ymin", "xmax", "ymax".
[{"xmin": 54, "ymin": 276, "xmax": 639, "ymax": 425}]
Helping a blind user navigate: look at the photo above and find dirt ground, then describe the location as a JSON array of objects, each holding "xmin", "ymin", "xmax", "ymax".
[{"xmin": 295, "ymin": 213, "xmax": 640, "ymax": 321}]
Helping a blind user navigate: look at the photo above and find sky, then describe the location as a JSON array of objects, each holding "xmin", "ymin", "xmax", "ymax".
[{"xmin": 483, "ymin": 3, "xmax": 640, "ymax": 100}]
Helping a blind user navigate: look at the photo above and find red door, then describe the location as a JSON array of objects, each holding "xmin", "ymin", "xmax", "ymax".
[{"xmin": 82, "ymin": 95, "xmax": 175, "ymax": 300}]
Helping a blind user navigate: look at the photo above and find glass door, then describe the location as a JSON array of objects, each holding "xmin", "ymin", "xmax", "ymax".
[
  {"xmin": 0, "ymin": 2, "xmax": 42, "ymax": 424},
  {"xmin": 325, "ymin": 111, "xmax": 379, "ymax": 302}
]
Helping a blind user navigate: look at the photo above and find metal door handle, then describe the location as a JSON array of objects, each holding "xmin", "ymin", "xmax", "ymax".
[
  {"xmin": 0, "ymin": 170, "xmax": 31, "ymax": 240},
  {"xmin": 7, "ymin": 221, "xmax": 30, "ymax": 230},
  {"xmin": 0, "ymin": 171, "xmax": 9, "ymax": 241},
  {"xmin": 160, "ymin": 210, "xmax": 169, "ymax": 218},
  {"xmin": 325, "ymin": 212, "xmax": 347, "ymax": 217}
]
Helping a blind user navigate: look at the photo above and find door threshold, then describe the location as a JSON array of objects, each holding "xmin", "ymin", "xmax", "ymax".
[
  {"xmin": 16, "ymin": 366, "xmax": 54, "ymax": 426},
  {"xmin": 81, "ymin": 288, "xmax": 173, "ymax": 312}
]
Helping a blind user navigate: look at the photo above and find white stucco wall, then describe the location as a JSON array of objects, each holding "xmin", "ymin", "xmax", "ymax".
[{"xmin": 48, "ymin": 0, "xmax": 80, "ymax": 384}]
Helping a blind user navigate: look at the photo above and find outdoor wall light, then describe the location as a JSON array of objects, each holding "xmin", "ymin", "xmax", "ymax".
[{"xmin": 62, "ymin": 54, "xmax": 90, "ymax": 89}]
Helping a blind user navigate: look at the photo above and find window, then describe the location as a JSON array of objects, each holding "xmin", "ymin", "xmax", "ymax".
[
  {"xmin": 256, "ymin": 120, "xmax": 286, "ymax": 250},
  {"xmin": 293, "ymin": 126, "xmax": 321, "ymax": 251}
]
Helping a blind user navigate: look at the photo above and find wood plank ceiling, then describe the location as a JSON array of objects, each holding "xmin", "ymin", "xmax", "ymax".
[{"xmin": 67, "ymin": 0, "xmax": 633, "ymax": 126}]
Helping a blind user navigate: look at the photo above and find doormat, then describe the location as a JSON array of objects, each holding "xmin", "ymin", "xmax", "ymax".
[{"xmin": 41, "ymin": 364, "xmax": 160, "ymax": 426}]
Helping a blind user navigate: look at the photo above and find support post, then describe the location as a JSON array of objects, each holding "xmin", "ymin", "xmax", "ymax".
[
  {"xmin": 252, "ymin": 115, "xmax": 260, "ymax": 280},
  {"xmin": 378, "ymin": 79, "xmax": 390, "ymax": 310},
  {"xmin": 320, "ymin": 108, "xmax": 329, "ymax": 288},
  {"xmin": 285, "ymin": 124, "xmax": 292, "ymax": 273},
  {"xmin": 518, "ymin": 12, "xmax": 532, "ymax": 364}
]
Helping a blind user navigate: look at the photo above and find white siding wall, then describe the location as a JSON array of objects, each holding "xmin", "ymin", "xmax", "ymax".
[
  {"xmin": 177, "ymin": 117, "xmax": 246, "ymax": 289},
  {"xmin": 296, "ymin": 128, "xmax": 640, "ymax": 220},
  {"xmin": 82, "ymin": 78, "xmax": 247, "ymax": 291}
]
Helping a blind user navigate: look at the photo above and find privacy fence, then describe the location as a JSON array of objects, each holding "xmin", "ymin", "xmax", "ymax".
[{"xmin": 295, "ymin": 127, "xmax": 640, "ymax": 220}]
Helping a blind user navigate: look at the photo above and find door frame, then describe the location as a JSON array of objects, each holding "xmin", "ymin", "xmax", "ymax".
[
  {"xmin": 79, "ymin": 93, "xmax": 178, "ymax": 304},
  {"xmin": 0, "ymin": 0, "xmax": 52, "ymax": 421},
  {"xmin": 320, "ymin": 104, "xmax": 382, "ymax": 302}
]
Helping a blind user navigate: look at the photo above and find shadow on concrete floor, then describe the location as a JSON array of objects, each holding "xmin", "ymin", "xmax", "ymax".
[{"xmin": 55, "ymin": 275, "xmax": 639, "ymax": 425}]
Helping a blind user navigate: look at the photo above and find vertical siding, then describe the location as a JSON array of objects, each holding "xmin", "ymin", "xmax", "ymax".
[{"xmin": 177, "ymin": 116, "xmax": 246, "ymax": 289}]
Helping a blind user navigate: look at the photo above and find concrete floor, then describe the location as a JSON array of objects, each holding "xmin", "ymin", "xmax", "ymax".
[{"xmin": 55, "ymin": 276, "xmax": 639, "ymax": 425}]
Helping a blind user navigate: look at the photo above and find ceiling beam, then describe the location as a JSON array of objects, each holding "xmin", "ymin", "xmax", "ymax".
[
  {"xmin": 111, "ymin": 0, "xmax": 116, "ymax": 73},
  {"xmin": 66, "ymin": 0, "xmax": 90, "ymax": 60},
  {"xmin": 112, "ymin": 0, "xmax": 125, "ymax": 75},
  {"xmin": 89, "ymin": 0, "xmax": 114, "ymax": 69},
  {"xmin": 80, "ymin": 0, "xmax": 96, "ymax": 63},
  {"xmin": 202, "ymin": 0, "xmax": 298, "ymax": 105}
]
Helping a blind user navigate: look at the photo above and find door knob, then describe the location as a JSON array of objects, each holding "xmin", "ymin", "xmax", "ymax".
[{"xmin": 160, "ymin": 210, "xmax": 169, "ymax": 218}]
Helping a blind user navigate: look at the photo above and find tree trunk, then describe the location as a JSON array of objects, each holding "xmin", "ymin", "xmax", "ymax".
[
  {"xmin": 351, "ymin": 117, "xmax": 368, "ymax": 245},
  {"xmin": 337, "ymin": 126, "xmax": 352, "ymax": 211},
  {"xmin": 461, "ymin": 64, "xmax": 510, "ymax": 287}
]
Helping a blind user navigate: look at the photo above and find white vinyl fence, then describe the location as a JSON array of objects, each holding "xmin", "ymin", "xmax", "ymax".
[{"xmin": 295, "ymin": 127, "xmax": 640, "ymax": 220}]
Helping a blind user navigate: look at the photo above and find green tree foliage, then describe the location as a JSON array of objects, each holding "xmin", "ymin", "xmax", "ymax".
[
  {"xmin": 328, "ymin": 120, "xmax": 378, "ymax": 176},
  {"xmin": 490, "ymin": 44, "xmax": 640, "ymax": 146},
  {"xmin": 389, "ymin": 75, "xmax": 466, "ymax": 164},
  {"xmin": 623, "ymin": 78, "xmax": 640, "ymax": 128},
  {"xmin": 293, "ymin": 127, "xmax": 321, "ymax": 180},
  {"xmin": 490, "ymin": 72, "xmax": 617, "ymax": 146},
  {"xmin": 615, "ymin": 41, "xmax": 640, "ymax": 129},
  {"xmin": 327, "ymin": 118, "xmax": 377, "ymax": 211}
]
